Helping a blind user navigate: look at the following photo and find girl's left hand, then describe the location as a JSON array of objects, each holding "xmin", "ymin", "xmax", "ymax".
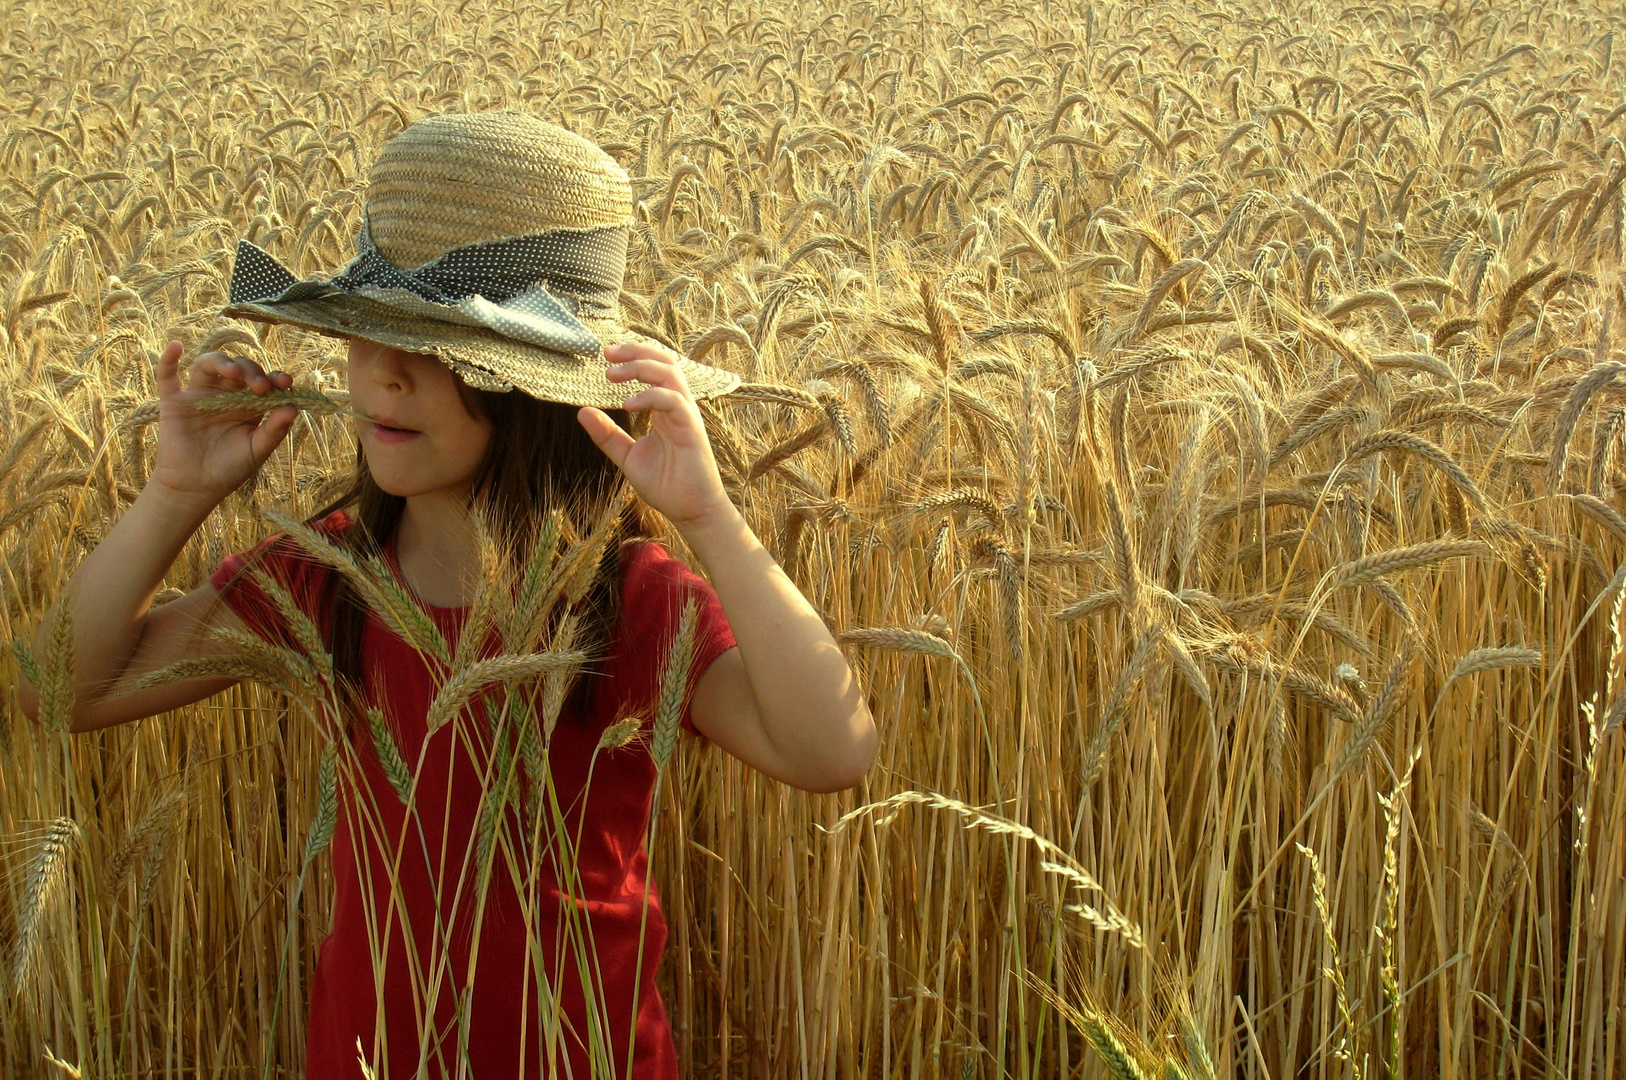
[{"xmin": 578, "ymin": 340, "xmax": 737, "ymax": 533}]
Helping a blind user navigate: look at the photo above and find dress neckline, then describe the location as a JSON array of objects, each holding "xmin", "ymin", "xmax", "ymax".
[{"xmin": 380, "ymin": 526, "xmax": 473, "ymax": 615}]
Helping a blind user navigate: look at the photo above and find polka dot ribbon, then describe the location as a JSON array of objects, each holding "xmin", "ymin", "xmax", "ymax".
[{"xmin": 227, "ymin": 210, "xmax": 631, "ymax": 356}]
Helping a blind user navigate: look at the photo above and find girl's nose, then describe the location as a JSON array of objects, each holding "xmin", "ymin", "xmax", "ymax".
[{"xmin": 354, "ymin": 339, "xmax": 411, "ymax": 391}]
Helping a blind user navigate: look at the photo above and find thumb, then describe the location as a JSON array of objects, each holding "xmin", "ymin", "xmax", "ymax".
[
  {"xmin": 248, "ymin": 404, "xmax": 299, "ymax": 466},
  {"xmin": 578, "ymin": 407, "xmax": 636, "ymax": 470}
]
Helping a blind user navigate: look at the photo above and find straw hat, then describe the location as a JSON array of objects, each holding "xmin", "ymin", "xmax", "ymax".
[{"xmin": 221, "ymin": 111, "xmax": 740, "ymax": 408}]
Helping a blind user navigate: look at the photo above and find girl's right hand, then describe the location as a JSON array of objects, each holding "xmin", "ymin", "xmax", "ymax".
[{"xmin": 148, "ymin": 339, "xmax": 301, "ymax": 510}]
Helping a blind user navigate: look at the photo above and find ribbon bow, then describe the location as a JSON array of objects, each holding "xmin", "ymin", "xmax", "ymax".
[{"xmin": 227, "ymin": 210, "xmax": 630, "ymax": 358}]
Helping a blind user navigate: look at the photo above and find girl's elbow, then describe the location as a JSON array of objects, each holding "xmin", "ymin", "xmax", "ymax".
[
  {"xmin": 816, "ymin": 706, "xmax": 878, "ymax": 792},
  {"xmin": 17, "ymin": 679, "xmax": 97, "ymax": 733}
]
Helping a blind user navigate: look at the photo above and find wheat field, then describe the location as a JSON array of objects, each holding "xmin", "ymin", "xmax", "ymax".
[{"xmin": 2, "ymin": 0, "xmax": 1624, "ymax": 1076}]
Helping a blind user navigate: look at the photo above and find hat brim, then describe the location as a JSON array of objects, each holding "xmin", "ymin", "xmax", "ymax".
[{"xmin": 222, "ymin": 293, "xmax": 740, "ymax": 410}]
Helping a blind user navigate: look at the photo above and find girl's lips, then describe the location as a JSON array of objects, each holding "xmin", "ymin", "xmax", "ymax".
[{"xmin": 367, "ymin": 422, "xmax": 422, "ymax": 444}]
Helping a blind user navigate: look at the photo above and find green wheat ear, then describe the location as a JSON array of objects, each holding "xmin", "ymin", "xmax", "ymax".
[
  {"xmin": 1079, "ymin": 1013, "xmax": 1152, "ymax": 1080},
  {"xmin": 37, "ymin": 603, "xmax": 76, "ymax": 733},
  {"xmin": 190, "ymin": 386, "xmax": 365, "ymax": 421},
  {"xmin": 367, "ymin": 708, "xmax": 413, "ymax": 805},
  {"xmin": 1178, "ymin": 1015, "xmax": 1217, "ymax": 1080},
  {"xmin": 303, "ymin": 744, "xmax": 338, "ymax": 865},
  {"xmin": 11, "ymin": 638, "xmax": 44, "ymax": 687},
  {"xmin": 651, "ymin": 598, "xmax": 700, "ymax": 771}
]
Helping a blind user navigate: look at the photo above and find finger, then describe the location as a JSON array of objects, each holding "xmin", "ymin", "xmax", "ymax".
[
  {"xmin": 186, "ymin": 353, "xmax": 246, "ymax": 391},
  {"xmin": 605, "ymin": 339, "xmax": 682, "ymax": 367},
  {"xmin": 155, "ymin": 340, "xmax": 184, "ymax": 397},
  {"xmin": 248, "ymin": 404, "xmax": 299, "ymax": 464},
  {"xmin": 620, "ymin": 385, "xmax": 692, "ymax": 416},
  {"xmin": 577, "ymin": 407, "xmax": 636, "ymax": 469},
  {"xmin": 228, "ymin": 354, "xmax": 274, "ymax": 392},
  {"xmin": 606, "ymin": 357, "xmax": 691, "ymax": 395}
]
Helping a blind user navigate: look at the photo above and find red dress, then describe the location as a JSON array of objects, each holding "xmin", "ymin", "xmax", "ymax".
[{"xmin": 211, "ymin": 509, "xmax": 735, "ymax": 1079}]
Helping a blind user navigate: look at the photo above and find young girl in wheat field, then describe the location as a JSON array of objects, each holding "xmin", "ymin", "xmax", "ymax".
[{"xmin": 19, "ymin": 111, "xmax": 877, "ymax": 1079}]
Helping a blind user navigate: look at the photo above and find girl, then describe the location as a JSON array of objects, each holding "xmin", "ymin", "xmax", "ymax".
[{"xmin": 18, "ymin": 112, "xmax": 876, "ymax": 1078}]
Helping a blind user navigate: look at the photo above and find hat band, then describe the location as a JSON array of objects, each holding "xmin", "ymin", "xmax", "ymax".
[
  {"xmin": 225, "ymin": 213, "xmax": 635, "ymax": 359},
  {"xmin": 333, "ymin": 210, "xmax": 628, "ymax": 312},
  {"xmin": 230, "ymin": 210, "xmax": 628, "ymax": 315}
]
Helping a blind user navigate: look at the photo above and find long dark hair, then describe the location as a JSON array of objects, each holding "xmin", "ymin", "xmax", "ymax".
[{"xmin": 305, "ymin": 376, "xmax": 649, "ymax": 723}]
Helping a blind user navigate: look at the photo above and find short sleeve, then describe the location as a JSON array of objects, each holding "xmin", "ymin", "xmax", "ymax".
[
  {"xmin": 617, "ymin": 542, "xmax": 737, "ymax": 738},
  {"xmin": 208, "ymin": 510, "xmax": 348, "ymax": 652}
]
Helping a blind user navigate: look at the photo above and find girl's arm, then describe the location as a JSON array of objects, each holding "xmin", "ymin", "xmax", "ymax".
[
  {"xmin": 17, "ymin": 341, "xmax": 303, "ymax": 732},
  {"xmin": 681, "ymin": 509, "xmax": 875, "ymax": 792},
  {"xmin": 578, "ymin": 342, "xmax": 877, "ymax": 793}
]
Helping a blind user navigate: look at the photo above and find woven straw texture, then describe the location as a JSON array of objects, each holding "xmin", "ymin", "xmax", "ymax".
[
  {"xmin": 221, "ymin": 110, "xmax": 740, "ymax": 407},
  {"xmin": 366, "ymin": 112, "xmax": 633, "ymax": 268},
  {"xmin": 229, "ymin": 294, "xmax": 739, "ymax": 408}
]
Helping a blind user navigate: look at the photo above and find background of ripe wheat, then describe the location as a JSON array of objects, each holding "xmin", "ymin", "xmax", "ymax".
[{"xmin": 3, "ymin": 0, "xmax": 1625, "ymax": 1076}]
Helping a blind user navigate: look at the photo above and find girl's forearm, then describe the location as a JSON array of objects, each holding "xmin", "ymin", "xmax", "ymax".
[
  {"xmin": 23, "ymin": 483, "xmax": 215, "ymax": 717},
  {"xmin": 676, "ymin": 505, "xmax": 874, "ymax": 775}
]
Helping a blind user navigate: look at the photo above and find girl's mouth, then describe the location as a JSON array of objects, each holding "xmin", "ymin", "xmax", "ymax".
[{"xmin": 367, "ymin": 421, "xmax": 422, "ymax": 444}]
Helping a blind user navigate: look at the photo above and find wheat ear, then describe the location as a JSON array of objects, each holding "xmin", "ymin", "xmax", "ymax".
[
  {"xmin": 1335, "ymin": 638, "xmax": 1417, "ymax": 777},
  {"xmin": 1344, "ymin": 430, "xmax": 1489, "ymax": 513},
  {"xmin": 37, "ymin": 602, "xmax": 76, "ymax": 733},
  {"xmin": 302, "ymin": 744, "xmax": 338, "ymax": 864},
  {"xmin": 425, "ymin": 651, "xmax": 587, "ymax": 735},
  {"xmin": 505, "ymin": 510, "xmax": 564, "ymax": 653},
  {"xmin": 189, "ymin": 386, "xmax": 361, "ymax": 421},
  {"xmin": 1331, "ymin": 539, "xmax": 1488, "ymax": 588},
  {"xmin": 246, "ymin": 567, "xmax": 333, "ymax": 683},
  {"xmin": 821, "ymin": 790, "xmax": 1144, "ymax": 948},
  {"xmin": 262, "ymin": 507, "xmax": 449, "ymax": 665},
  {"xmin": 598, "ymin": 716, "xmax": 645, "ymax": 750},
  {"xmin": 10, "ymin": 817, "xmax": 80, "ymax": 991},
  {"xmin": 652, "ymin": 598, "xmax": 700, "ymax": 770},
  {"xmin": 367, "ymin": 708, "xmax": 414, "ymax": 805},
  {"xmin": 1449, "ymin": 647, "xmax": 1541, "ymax": 680},
  {"xmin": 1548, "ymin": 360, "xmax": 1626, "ymax": 490},
  {"xmin": 1567, "ymin": 493, "xmax": 1626, "ymax": 541}
]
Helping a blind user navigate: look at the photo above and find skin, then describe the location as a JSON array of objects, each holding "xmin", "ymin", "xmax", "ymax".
[{"xmin": 18, "ymin": 336, "xmax": 877, "ymax": 793}]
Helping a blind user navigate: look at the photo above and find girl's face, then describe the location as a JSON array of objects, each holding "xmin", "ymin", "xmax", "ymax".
[{"xmin": 346, "ymin": 338, "xmax": 492, "ymax": 499}]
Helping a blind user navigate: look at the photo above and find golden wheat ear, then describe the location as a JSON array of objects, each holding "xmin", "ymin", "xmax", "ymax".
[
  {"xmin": 245, "ymin": 565, "xmax": 335, "ymax": 682},
  {"xmin": 503, "ymin": 508, "xmax": 565, "ymax": 654},
  {"xmin": 17, "ymin": 602, "xmax": 78, "ymax": 734},
  {"xmin": 105, "ymin": 788, "xmax": 187, "ymax": 910},
  {"xmin": 261, "ymin": 507, "xmax": 450, "ymax": 666},
  {"xmin": 650, "ymin": 598, "xmax": 699, "ymax": 771},
  {"xmin": 424, "ymin": 650, "xmax": 587, "ymax": 736},
  {"xmin": 9, "ymin": 817, "xmax": 80, "ymax": 993}
]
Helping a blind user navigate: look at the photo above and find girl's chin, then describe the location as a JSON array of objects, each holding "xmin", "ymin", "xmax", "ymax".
[{"xmin": 366, "ymin": 467, "xmax": 461, "ymax": 500}]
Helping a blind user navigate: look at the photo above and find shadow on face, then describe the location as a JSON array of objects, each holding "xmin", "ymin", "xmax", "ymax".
[{"xmin": 345, "ymin": 337, "xmax": 493, "ymax": 499}]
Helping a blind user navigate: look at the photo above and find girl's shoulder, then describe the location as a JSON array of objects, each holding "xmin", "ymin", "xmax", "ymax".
[
  {"xmin": 614, "ymin": 540, "xmax": 734, "ymax": 650},
  {"xmin": 213, "ymin": 508, "xmax": 357, "ymax": 582},
  {"xmin": 616, "ymin": 539, "xmax": 715, "ymax": 613},
  {"xmin": 609, "ymin": 539, "xmax": 737, "ymax": 736}
]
